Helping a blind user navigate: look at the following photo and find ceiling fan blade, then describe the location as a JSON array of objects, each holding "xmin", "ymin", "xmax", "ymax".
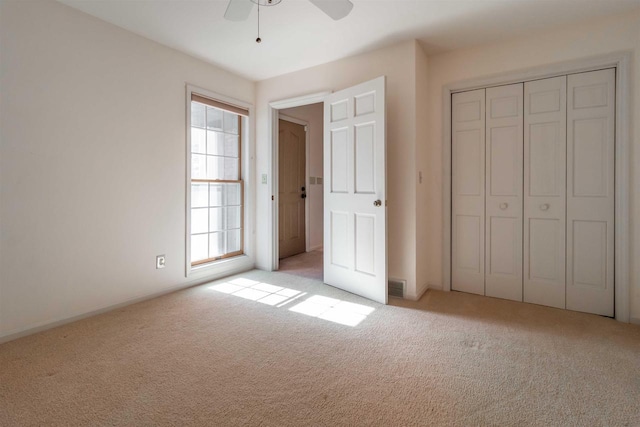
[
  {"xmin": 224, "ymin": 0, "xmax": 255, "ymax": 21},
  {"xmin": 308, "ymin": 0, "xmax": 354, "ymax": 20}
]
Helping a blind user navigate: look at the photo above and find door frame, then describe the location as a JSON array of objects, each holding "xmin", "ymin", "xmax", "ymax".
[
  {"xmin": 441, "ymin": 51, "xmax": 632, "ymax": 323},
  {"xmin": 269, "ymin": 92, "xmax": 330, "ymax": 271},
  {"xmin": 278, "ymin": 114, "xmax": 311, "ymax": 255}
]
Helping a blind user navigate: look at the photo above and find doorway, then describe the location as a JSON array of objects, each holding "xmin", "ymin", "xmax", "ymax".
[
  {"xmin": 275, "ymin": 103, "xmax": 324, "ymax": 280},
  {"xmin": 268, "ymin": 77, "xmax": 388, "ymax": 304}
]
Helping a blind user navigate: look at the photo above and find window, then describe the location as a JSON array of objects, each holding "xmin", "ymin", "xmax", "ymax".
[{"xmin": 189, "ymin": 93, "xmax": 247, "ymax": 266}]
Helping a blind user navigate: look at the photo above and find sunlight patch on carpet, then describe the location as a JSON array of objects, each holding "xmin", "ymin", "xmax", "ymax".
[
  {"xmin": 289, "ymin": 295, "xmax": 375, "ymax": 327},
  {"xmin": 207, "ymin": 278, "xmax": 375, "ymax": 326}
]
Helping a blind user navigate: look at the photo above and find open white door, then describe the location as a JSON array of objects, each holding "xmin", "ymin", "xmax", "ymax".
[{"xmin": 323, "ymin": 76, "xmax": 387, "ymax": 304}]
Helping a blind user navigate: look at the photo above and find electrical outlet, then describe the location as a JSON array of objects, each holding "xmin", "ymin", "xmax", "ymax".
[
  {"xmin": 156, "ymin": 255, "xmax": 166, "ymax": 269},
  {"xmin": 317, "ymin": 177, "xmax": 323, "ymax": 185},
  {"xmin": 261, "ymin": 174, "xmax": 268, "ymax": 184}
]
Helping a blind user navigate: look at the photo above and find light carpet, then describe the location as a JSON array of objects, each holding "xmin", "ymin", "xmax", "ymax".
[
  {"xmin": 1, "ymin": 269, "xmax": 639, "ymax": 426},
  {"xmin": 278, "ymin": 249, "xmax": 323, "ymax": 281}
]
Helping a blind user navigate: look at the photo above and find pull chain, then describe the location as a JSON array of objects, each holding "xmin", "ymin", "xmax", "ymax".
[{"xmin": 256, "ymin": 3, "xmax": 262, "ymax": 43}]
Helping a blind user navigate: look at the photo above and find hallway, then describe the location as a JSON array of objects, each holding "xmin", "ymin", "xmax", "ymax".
[{"xmin": 279, "ymin": 249, "xmax": 323, "ymax": 281}]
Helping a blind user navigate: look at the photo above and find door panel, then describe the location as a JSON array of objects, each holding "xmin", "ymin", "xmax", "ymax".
[
  {"xmin": 485, "ymin": 84, "xmax": 523, "ymax": 302},
  {"xmin": 566, "ymin": 69, "xmax": 615, "ymax": 316},
  {"xmin": 330, "ymin": 211, "xmax": 348, "ymax": 268},
  {"xmin": 330, "ymin": 128, "xmax": 348, "ymax": 193},
  {"xmin": 354, "ymin": 123, "xmax": 376, "ymax": 194},
  {"xmin": 452, "ymin": 89, "xmax": 485, "ymax": 295},
  {"xmin": 324, "ymin": 76, "xmax": 387, "ymax": 304},
  {"xmin": 524, "ymin": 76, "xmax": 567, "ymax": 309},
  {"xmin": 278, "ymin": 119, "xmax": 306, "ymax": 259}
]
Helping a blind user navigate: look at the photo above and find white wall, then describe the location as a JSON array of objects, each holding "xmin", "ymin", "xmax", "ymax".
[
  {"xmin": 255, "ymin": 40, "xmax": 422, "ymax": 298},
  {"xmin": 279, "ymin": 103, "xmax": 324, "ymax": 251},
  {"xmin": 425, "ymin": 11, "xmax": 640, "ymax": 321},
  {"xmin": 0, "ymin": 0, "xmax": 256, "ymax": 340}
]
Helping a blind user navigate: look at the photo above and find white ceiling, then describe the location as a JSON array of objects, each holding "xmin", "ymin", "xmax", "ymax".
[{"xmin": 59, "ymin": 0, "xmax": 640, "ymax": 81}]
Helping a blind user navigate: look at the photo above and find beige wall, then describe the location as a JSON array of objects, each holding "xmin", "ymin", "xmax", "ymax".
[
  {"xmin": 279, "ymin": 103, "xmax": 324, "ymax": 251},
  {"xmin": 425, "ymin": 11, "xmax": 640, "ymax": 321},
  {"xmin": 0, "ymin": 0, "xmax": 255, "ymax": 339},
  {"xmin": 255, "ymin": 40, "xmax": 422, "ymax": 298},
  {"xmin": 415, "ymin": 43, "xmax": 430, "ymax": 297}
]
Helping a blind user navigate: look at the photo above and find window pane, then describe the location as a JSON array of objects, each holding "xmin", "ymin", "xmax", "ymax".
[
  {"xmin": 192, "ymin": 154, "xmax": 207, "ymax": 179},
  {"xmin": 226, "ymin": 206, "xmax": 241, "ymax": 230},
  {"xmin": 191, "ymin": 102, "xmax": 205, "ymax": 128},
  {"xmin": 224, "ymin": 158, "xmax": 239, "ymax": 180},
  {"xmin": 225, "ymin": 183, "xmax": 241, "ymax": 206},
  {"xmin": 206, "ymin": 107, "xmax": 223, "ymax": 130},
  {"xmin": 191, "ymin": 183, "xmax": 208, "ymax": 208},
  {"xmin": 191, "ymin": 208, "xmax": 208, "ymax": 234},
  {"xmin": 190, "ymin": 99, "xmax": 244, "ymax": 265},
  {"xmin": 227, "ymin": 229, "xmax": 241, "ymax": 253},
  {"xmin": 207, "ymin": 131, "xmax": 224, "ymax": 156},
  {"xmin": 191, "ymin": 233, "xmax": 208, "ymax": 262},
  {"xmin": 223, "ymin": 111, "xmax": 239, "ymax": 134},
  {"xmin": 206, "ymin": 155, "xmax": 224, "ymax": 180},
  {"xmin": 209, "ymin": 232, "xmax": 225, "ymax": 258},
  {"xmin": 192, "ymin": 128, "xmax": 206, "ymax": 154},
  {"xmin": 209, "ymin": 207, "xmax": 225, "ymax": 232},
  {"xmin": 210, "ymin": 184, "xmax": 224, "ymax": 207},
  {"xmin": 224, "ymin": 134, "xmax": 239, "ymax": 158}
]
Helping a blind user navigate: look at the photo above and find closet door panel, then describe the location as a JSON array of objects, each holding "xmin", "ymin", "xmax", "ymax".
[
  {"xmin": 485, "ymin": 84, "xmax": 523, "ymax": 302},
  {"xmin": 452, "ymin": 89, "xmax": 485, "ymax": 295},
  {"xmin": 566, "ymin": 69, "xmax": 615, "ymax": 316},
  {"xmin": 523, "ymin": 76, "xmax": 567, "ymax": 309}
]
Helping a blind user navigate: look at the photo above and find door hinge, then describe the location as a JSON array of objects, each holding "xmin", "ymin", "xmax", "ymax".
[{"xmin": 272, "ymin": 195, "xmax": 274, "ymax": 201}]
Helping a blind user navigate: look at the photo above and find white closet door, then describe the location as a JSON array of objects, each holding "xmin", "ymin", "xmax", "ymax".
[
  {"xmin": 523, "ymin": 76, "xmax": 567, "ymax": 309},
  {"xmin": 452, "ymin": 89, "xmax": 485, "ymax": 295},
  {"xmin": 484, "ymin": 84, "xmax": 523, "ymax": 301},
  {"xmin": 566, "ymin": 69, "xmax": 615, "ymax": 316}
]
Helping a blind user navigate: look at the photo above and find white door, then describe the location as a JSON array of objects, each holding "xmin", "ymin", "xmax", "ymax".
[
  {"xmin": 484, "ymin": 84, "xmax": 523, "ymax": 301},
  {"xmin": 451, "ymin": 89, "xmax": 486, "ymax": 295},
  {"xmin": 323, "ymin": 76, "xmax": 387, "ymax": 304},
  {"xmin": 523, "ymin": 76, "xmax": 567, "ymax": 309},
  {"xmin": 278, "ymin": 119, "xmax": 306, "ymax": 259},
  {"xmin": 566, "ymin": 68, "xmax": 615, "ymax": 316}
]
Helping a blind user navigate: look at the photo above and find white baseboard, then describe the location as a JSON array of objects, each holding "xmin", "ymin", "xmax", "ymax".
[
  {"xmin": 630, "ymin": 317, "xmax": 640, "ymax": 326},
  {"xmin": 308, "ymin": 245, "xmax": 323, "ymax": 252},
  {"xmin": 403, "ymin": 283, "xmax": 429, "ymax": 301},
  {"xmin": 415, "ymin": 283, "xmax": 429, "ymax": 300},
  {"xmin": 427, "ymin": 283, "xmax": 443, "ymax": 291},
  {"xmin": 0, "ymin": 264, "xmax": 254, "ymax": 344}
]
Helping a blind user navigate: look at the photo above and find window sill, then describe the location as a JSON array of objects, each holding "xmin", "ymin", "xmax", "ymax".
[{"xmin": 187, "ymin": 254, "xmax": 254, "ymax": 280}]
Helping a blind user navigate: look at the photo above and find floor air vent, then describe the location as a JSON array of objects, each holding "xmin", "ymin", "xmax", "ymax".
[{"xmin": 388, "ymin": 279, "xmax": 406, "ymax": 298}]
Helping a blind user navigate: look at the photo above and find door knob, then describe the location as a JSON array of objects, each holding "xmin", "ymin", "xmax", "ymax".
[
  {"xmin": 540, "ymin": 203, "xmax": 550, "ymax": 211},
  {"xmin": 499, "ymin": 203, "xmax": 508, "ymax": 210},
  {"xmin": 373, "ymin": 200, "xmax": 382, "ymax": 207}
]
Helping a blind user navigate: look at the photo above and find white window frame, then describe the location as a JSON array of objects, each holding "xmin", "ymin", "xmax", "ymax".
[{"xmin": 185, "ymin": 84, "xmax": 255, "ymax": 279}]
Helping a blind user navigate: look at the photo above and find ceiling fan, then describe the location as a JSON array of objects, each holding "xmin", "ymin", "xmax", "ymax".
[{"xmin": 224, "ymin": 0, "xmax": 354, "ymax": 22}]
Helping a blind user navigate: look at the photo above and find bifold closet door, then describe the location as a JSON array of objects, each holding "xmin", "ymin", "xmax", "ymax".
[
  {"xmin": 452, "ymin": 89, "xmax": 485, "ymax": 295},
  {"xmin": 485, "ymin": 84, "xmax": 523, "ymax": 301},
  {"xmin": 523, "ymin": 76, "xmax": 567, "ymax": 309},
  {"xmin": 566, "ymin": 68, "xmax": 615, "ymax": 317}
]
